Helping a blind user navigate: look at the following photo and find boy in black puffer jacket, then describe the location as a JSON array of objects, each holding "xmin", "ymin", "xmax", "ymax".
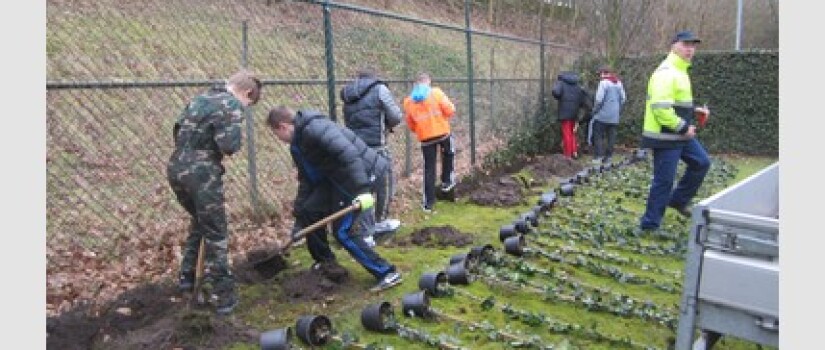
[
  {"xmin": 552, "ymin": 71, "xmax": 590, "ymax": 159},
  {"xmin": 266, "ymin": 105, "xmax": 402, "ymax": 293}
]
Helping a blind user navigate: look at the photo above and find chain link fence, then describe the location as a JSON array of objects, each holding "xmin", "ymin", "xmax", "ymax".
[{"xmin": 46, "ymin": 0, "xmax": 777, "ymax": 313}]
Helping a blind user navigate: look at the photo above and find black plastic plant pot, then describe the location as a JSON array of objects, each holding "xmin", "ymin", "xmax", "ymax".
[
  {"xmin": 295, "ymin": 314, "xmax": 332, "ymax": 346},
  {"xmin": 446, "ymin": 261, "xmax": 472, "ymax": 285},
  {"xmin": 469, "ymin": 244, "xmax": 496, "ymax": 264},
  {"xmin": 418, "ymin": 271, "xmax": 449, "ymax": 297},
  {"xmin": 576, "ymin": 170, "xmax": 590, "ymax": 184},
  {"xmin": 452, "ymin": 249, "xmax": 481, "ymax": 267},
  {"xmin": 402, "ymin": 291, "xmax": 432, "ymax": 318},
  {"xmin": 504, "ymin": 235, "xmax": 525, "ymax": 256},
  {"xmin": 361, "ymin": 301, "xmax": 397, "ymax": 333},
  {"xmin": 560, "ymin": 183, "xmax": 576, "ymax": 197},
  {"xmin": 469, "ymin": 244, "xmax": 494, "ymax": 259},
  {"xmin": 499, "ymin": 224, "xmax": 518, "ymax": 242},
  {"xmin": 538, "ymin": 192, "xmax": 557, "ymax": 210},
  {"xmin": 531, "ymin": 204, "xmax": 545, "ymax": 217},
  {"xmin": 260, "ymin": 327, "xmax": 293, "ymax": 350},
  {"xmin": 512, "ymin": 218, "xmax": 530, "ymax": 234},
  {"xmin": 521, "ymin": 211, "xmax": 539, "ymax": 227},
  {"xmin": 449, "ymin": 253, "xmax": 468, "ymax": 266}
]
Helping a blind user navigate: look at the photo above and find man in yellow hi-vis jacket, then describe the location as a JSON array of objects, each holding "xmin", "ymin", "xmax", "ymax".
[{"xmin": 638, "ymin": 31, "xmax": 712, "ymax": 232}]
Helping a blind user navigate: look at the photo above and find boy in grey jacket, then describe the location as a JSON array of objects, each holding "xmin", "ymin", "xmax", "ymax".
[
  {"xmin": 340, "ymin": 67, "xmax": 403, "ymax": 243},
  {"xmin": 589, "ymin": 65, "xmax": 626, "ymax": 164}
]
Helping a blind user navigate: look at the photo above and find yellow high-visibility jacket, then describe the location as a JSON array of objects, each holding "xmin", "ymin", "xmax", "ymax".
[{"xmin": 640, "ymin": 52, "xmax": 697, "ymax": 149}]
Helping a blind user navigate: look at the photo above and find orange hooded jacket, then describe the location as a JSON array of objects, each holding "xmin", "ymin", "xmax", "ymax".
[{"xmin": 402, "ymin": 86, "xmax": 456, "ymax": 142}]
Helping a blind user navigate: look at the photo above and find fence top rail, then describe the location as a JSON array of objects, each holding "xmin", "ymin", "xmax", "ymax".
[
  {"xmin": 300, "ymin": 0, "xmax": 584, "ymax": 51},
  {"xmin": 46, "ymin": 77, "xmax": 543, "ymax": 90}
]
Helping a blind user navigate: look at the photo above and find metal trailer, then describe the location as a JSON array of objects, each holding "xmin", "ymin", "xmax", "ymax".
[{"xmin": 675, "ymin": 162, "xmax": 779, "ymax": 350}]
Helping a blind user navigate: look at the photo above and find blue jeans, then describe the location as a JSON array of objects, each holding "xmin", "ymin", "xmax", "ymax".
[
  {"xmin": 304, "ymin": 209, "xmax": 395, "ymax": 280},
  {"xmin": 639, "ymin": 139, "xmax": 711, "ymax": 229}
]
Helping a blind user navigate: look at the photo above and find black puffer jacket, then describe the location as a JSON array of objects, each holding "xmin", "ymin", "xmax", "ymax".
[
  {"xmin": 341, "ymin": 78, "xmax": 386, "ymax": 147},
  {"xmin": 290, "ymin": 110, "xmax": 390, "ymax": 202},
  {"xmin": 551, "ymin": 72, "xmax": 589, "ymax": 121}
]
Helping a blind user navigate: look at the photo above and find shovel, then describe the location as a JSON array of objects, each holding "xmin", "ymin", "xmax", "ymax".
[
  {"xmin": 192, "ymin": 238, "xmax": 207, "ymax": 306},
  {"xmin": 251, "ymin": 202, "xmax": 361, "ymax": 277}
]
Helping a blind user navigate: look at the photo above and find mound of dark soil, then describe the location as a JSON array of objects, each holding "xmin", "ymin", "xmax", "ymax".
[
  {"xmin": 468, "ymin": 175, "xmax": 526, "ymax": 207},
  {"xmin": 455, "ymin": 153, "xmax": 586, "ymax": 208},
  {"xmin": 277, "ymin": 266, "xmax": 350, "ymax": 302},
  {"xmin": 525, "ymin": 153, "xmax": 585, "ymax": 181},
  {"xmin": 390, "ymin": 225, "xmax": 474, "ymax": 248}
]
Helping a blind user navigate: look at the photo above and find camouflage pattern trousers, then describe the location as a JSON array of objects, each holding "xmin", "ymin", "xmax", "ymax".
[{"xmin": 167, "ymin": 159, "xmax": 235, "ymax": 298}]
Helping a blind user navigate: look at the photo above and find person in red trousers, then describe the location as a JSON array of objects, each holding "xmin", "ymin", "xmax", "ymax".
[{"xmin": 551, "ymin": 71, "xmax": 590, "ymax": 159}]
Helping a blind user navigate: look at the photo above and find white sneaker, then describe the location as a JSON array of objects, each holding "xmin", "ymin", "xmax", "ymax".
[
  {"xmin": 370, "ymin": 271, "xmax": 403, "ymax": 292},
  {"xmin": 440, "ymin": 181, "xmax": 456, "ymax": 192},
  {"xmin": 375, "ymin": 219, "xmax": 401, "ymax": 233},
  {"xmin": 364, "ymin": 235, "xmax": 376, "ymax": 248}
]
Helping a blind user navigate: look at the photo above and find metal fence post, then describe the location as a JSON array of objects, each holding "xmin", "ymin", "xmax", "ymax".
[
  {"xmin": 402, "ymin": 54, "xmax": 413, "ymax": 178},
  {"xmin": 735, "ymin": 0, "xmax": 743, "ymax": 51},
  {"xmin": 489, "ymin": 47, "xmax": 496, "ymax": 133},
  {"xmin": 242, "ymin": 20, "xmax": 262, "ymax": 220},
  {"xmin": 538, "ymin": 1, "xmax": 547, "ymax": 125},
  {"xmin": 323, "ymin": 0, "xmax": 338, "ymax": 121},
  {"xmin": 464, "ymin": 0, "xmax": 477, "ymax": 166}
]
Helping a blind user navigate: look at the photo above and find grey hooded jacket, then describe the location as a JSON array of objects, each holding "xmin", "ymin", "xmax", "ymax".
[{"xmin": 592, "ymin": 78, "xmax": 626, "ymax": 125}]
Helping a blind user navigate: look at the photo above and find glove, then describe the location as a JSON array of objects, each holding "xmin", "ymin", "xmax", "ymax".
[
  {"xmin": 353, "ymin": 193, "xmax": 375, "ymax": 211},
  {"xmin": 695, "ymin": 106, "xmax": 710, "ymax": 128}
]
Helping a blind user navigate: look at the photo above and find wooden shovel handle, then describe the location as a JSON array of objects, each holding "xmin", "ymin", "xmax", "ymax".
[
  {"xmin": 194, "ymin": 238, "xmax": 206, "ymax": 293},
  {"xmin": 288, "ymin": 202, "xmax": 361, "ymax": 245}
]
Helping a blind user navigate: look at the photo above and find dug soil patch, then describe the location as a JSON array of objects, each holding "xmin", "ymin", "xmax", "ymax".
[
  {"xmin": 524, "ymin": 153, "xmax": 585, "ymax": 181},
  {"xmin": 390, "ymin": 225, "xmax": 474, "ymax": 248},
  {"xmin": 463, "ymin": 154, "xmax": 585, "ymax": 207},
  {"xmin": 46, "ymin": 283, "xmax": 258, "ymax": 350},
  {"xmin": 275, "ymin": 265, "xmax": 351, "ymax": 303},
  {"xmin": 467, "ymin": 175, "xmax": 526, "ymax": 207}
]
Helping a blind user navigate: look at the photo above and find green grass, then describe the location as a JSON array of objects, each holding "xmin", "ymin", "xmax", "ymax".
[{"xmin": 225, "ymin": 153, "xmax": 778, "ymax": 349}]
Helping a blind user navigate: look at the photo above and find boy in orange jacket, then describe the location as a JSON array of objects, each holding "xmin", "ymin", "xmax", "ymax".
[{"xmin": 402, "ymin": 72, "xmax": 456, "ymax": 213}]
